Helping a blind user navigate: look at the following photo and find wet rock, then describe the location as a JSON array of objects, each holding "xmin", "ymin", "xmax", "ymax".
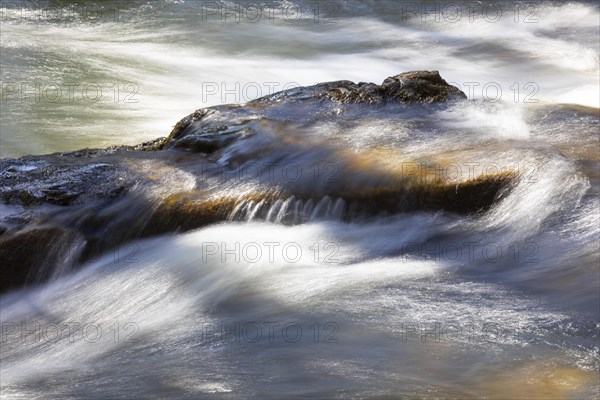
[
  {"xmin": 163, "ymin": 71, "xmax": 466, "ymax": 148},
  {"xmin": 0, "ymin": 166, "xmax": 515, "ymax": 293},
  {"xmin": 0, "ymin": 156, "xmax": 132, "ymax": 207},
  {"xmin": 165, "ymin": 109, "xmax": 213, "ymax": 144},
  {"xmin": 0, "ymin": 226, "xmax": 81, "ymax": 293},
  {"xmin": 337, "ymin": 172, "xmax": 515, "ymax": 216},
  {"xmin": 140, "ymin": 191, "xmax": 288, "ymax": 237},
  {"xmin": 170, "ymin": 128, "xmax": 253, "ymax": 153},
  {"xmin": 140, "ymin": 172, "xmax": 515, "ymax": 234},
  {"xmin": 0, "ymin": 71, "xmax": 508, "ymax": 294},
  {"xmin": 380, "ymin": 70, "xmax": 467, "ymax": 103},
  {"xmin": 140, "ymin": 193, "xmax": 232, "ymax": 236},
  {"xmin": 173, "ymin": 135, "xmax": 230, "ymax": 153},
  {"xmin": 322, "ymin": 71, "xmax": 467, "ymax": 104},
  {"xmin": 244, "ymin": 71, "xmax": 466, "ymax": 107},
  {"xmin": 62, "ymin": 137, "xmax": 168, "ymax": 157}
]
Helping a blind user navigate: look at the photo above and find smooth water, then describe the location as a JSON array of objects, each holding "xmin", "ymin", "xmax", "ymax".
[{"xmin": 1, "ymin": 1, "xmax": 599, "ymax": 399}]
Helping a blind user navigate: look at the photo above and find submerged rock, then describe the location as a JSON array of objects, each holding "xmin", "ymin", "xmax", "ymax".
[
  {"xmin": 0, "ymin": 226, "xmax": 82, "ymax": 293},
  {"xmin": 0, "ymin": 71, "xmax": 515, "ymax": 293}
]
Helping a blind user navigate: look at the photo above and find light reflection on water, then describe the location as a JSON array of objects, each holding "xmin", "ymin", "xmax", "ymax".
[
  {"xmin": 1, "ymin": 0, "xmax": 598, "ymax": 157},
  {"xmin": 0, "ymin": 1, "xmax": 598, "ymax": 398}
]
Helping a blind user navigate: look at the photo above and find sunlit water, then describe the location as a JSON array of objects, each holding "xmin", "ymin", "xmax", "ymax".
[
  {"xmin": 1, "ymin": 0, "xmax": 598, "ymax": 157},
  {"xmin": 1, "ymin": 1, "xmax": 599, "ymax": 399}
]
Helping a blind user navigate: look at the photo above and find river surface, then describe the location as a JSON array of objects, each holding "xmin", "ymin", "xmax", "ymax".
[{"xmin": 0, "ymin": 1, "xmax": 599, "ymax": 399}]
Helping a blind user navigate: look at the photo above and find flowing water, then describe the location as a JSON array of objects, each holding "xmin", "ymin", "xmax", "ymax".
[{"xmin": 1, "ymin": 1, "xmax": 599, "ymax": 399}]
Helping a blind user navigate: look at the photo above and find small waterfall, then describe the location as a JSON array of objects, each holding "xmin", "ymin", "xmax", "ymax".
[
  {"xmin": 265, "ymin": 199, "xmax": 283, "ymax": 222},
  {"xmin": 246, "ymin": 199, "xmax": 266, "ymax": 222},
  {"xmin": 274, "ymin": 196, "xmax": 295, "ymax": 223},
  {"xmin": 48, "ymin": 240, "xmax": 87, "ymax": 281},
  {"xmin": 330, "ymin": 198, "xmax": 346, "ymax": 220},
  {"xmin": 35, "ymin": 234, "xmax": 87, "ymax": 283},
  {"xmin": 228, "ymin": 196, "xmax": 346, "ymax": 224},
  {"xmin": 293, "ymin": 199, "xmax": 303, "ymax": 222},
  {"xmin": 302, "ymin": 199, "xmax": 315, "ymax": 220},
  {"xmin": 310, "ymin": 196, "xmax": 331, "ymax": 220},
  {"xmin": 227, "ymin": 199, "xmax": 249, "ymax": 221}
]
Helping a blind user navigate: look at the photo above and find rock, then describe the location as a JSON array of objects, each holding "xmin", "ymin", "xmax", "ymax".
[
  {"xmin": 141, "ymin": 193, "xmax": 234, "ymax": 236},
  {"xmin": 162, "ymin": 71, "xmax": 466, "ymax": 148},
  {"xmin": 326, "ymin": 71, "xmax": 466, "ymax": 104},
  {"xmin": 381, "ymin": 70, "xmax": 467, "ymax": 103},
  {"xmin": 336, "ymin": 172, "xmax": 515, "ymax": 215},
  {"xmin": 0, "ymin": 227, "xmax": 82, "ymax": 293},
  {"xmin": 170, "ymin": 127, "xmax": 253, "ymax": 153},
  {"xmin": 142, "ymin": 172, "xmax": 515, "ymax": 234},
  {"xmin": 0, "ymin": 71, "xmax": 512, "ymax": 294},
  {"xmin": 0, "ymin": 156, "xmax": 132, "ymax": 207}
]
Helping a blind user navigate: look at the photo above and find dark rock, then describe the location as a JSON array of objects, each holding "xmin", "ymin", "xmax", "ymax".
[
  {"xmin": 0, "ymin": 227, "xmax": 82, "ymax": 293},
  {"xmin": 163, "ymin": 71, "xmax": 466, "ymax": 148},
  {"xmin": 381, "ymin": 70, "xmax": 467, "ymax": 103},
  {"xmin": 336, "ymin": 172, "xmax": 515, "ymax": 216},
  {"xmin": 141, "ymin": 193, "xmax": 238, "ymax": 237},
  {"xmin": 165, "ymin": 109, "xmax": 214, "ymax": 144},
  {"xmin": 0, "ymin": 156, "xmax": 131, "ymax": 207},
  {"xmin": 170, "ymin": 128, "xmax": 251, "ymax": 153},
  {"xmin": 323, "ymin": 71, "xmax": 466, "ymax": 104},
  {"xmin": 0, "ymin": 71, "xmax": 511, "ymax": 294}
]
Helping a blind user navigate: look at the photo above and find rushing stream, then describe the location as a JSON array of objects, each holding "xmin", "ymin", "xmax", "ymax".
[{"xmin": 1, "ymin": 1, "xmax": 599, "ymax": 399}]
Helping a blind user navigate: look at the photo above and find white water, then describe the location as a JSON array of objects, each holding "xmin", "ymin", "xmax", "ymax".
[
  {"xmin": 1, "ymin": 214, "xmax": 597, "ymax": 397},
  {"xmin": 1, "ymin": 1, "xmax": 599, "ymax": 398},
  {"xmin": 2, "ymin": 137, "xmax": 599, "ymax": 396}
]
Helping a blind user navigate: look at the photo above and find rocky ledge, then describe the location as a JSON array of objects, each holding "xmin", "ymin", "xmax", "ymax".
[{"xmin": 0, "ymin": 71, "xmax": 513, "ymax": 293}]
